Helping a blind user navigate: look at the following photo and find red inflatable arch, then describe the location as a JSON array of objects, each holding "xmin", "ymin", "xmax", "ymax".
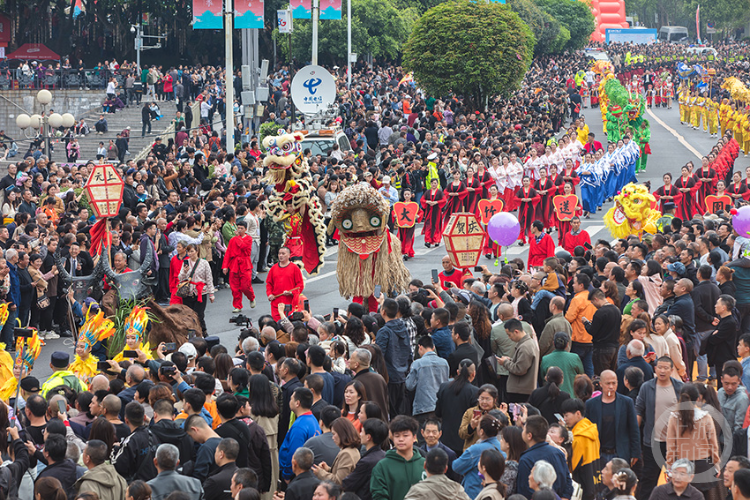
[{"xmin": 588, "ymin": 0, "xmax": 628, "ymax": 42}]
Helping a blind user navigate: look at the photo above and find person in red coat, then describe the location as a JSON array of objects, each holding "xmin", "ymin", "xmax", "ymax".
[
  {"xmin": 653, "ymin": 172, "xmax": 684, "ymax": 214},
  {"xmin": 534, "ymin": 167, "xmax": 556, "ymax": 231},
  {"xmin": 222, "ymin": 221, "xmax": 256, "ymax": 312},
  {"xmin": 266, "ymin": 246, "xmax": 304, "ymax": 321},
  {"xmin": 730, "ymin": 171, "xmax": 750, "ymax": 203},
  {"xmin": 561, "ymin": 217, "xmax": 591, "ymax": 255},
  {"xmin": 464, "ymin": 167, "xmax": 482, "ymax": 215},
  {"xmin": 169, "ymin": 242, "xmax": 188, "ymax": 304},
  {"xmin": 394, "ymin": 189, "xmax": 421, "ymax": 260},
  {"xmin": 437, "ymin": 255, "xmax": 470, "ymax": 290},
  {"xmin": 528, "ymin": 220, "xmax": 555, "ymax": 269},
  {"xmin": 421, "ymin": 178, "xmax": 447, "ymax": 247},
  {"xmin": 442, "ymin": 170, "xmax": 468, "ymax": 227}
]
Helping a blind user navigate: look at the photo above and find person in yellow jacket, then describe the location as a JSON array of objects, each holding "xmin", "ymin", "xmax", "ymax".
[
  {"xmin": 691, "ymin": 92, "xmax": 704, "ymax": 130},
  {"xmin": 734, "ymin": 109, "xmax": 745, "ymax": 149},
  {"xmin": 576, "ymin": 118, "xmax": 590, "ymax": 144},
  {"xmin": 720, "ymin": 99, "xmax": 731, "ymax": 136},
  {"xmin": 562, "ymin": 398, "xmax": 601, "ymax": 500},
  {"xmin": 702, "ymin": 92, "xmax": 711, "ymax": 133},
  {"xmin": 707, "ymin": 98, "xmax": 719, "ymax": 137},
  {"xmin": 727, "ymin": 105, "xmax": 738, "ymax": 141},
  {"xmin": 743, "ymin": 111, "xmax": 750, "ymax": 156},
  {"xmin": 40, "ymin": 351, "xmax": 88, "ymax": 398}
]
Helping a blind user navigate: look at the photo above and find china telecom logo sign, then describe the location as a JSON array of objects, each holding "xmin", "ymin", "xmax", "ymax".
[{"xmin": 303, "ymin": 77, "xmax": 323, "ymax": 103}]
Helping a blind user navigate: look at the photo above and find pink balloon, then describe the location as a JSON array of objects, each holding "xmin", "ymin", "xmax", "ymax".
[
  {"xmin": 487, "ymin": 213, "xmax": 520, "ymax": 247},
  {"xmin": 734, "ymin": 206, "xmax": 750, "ymax": 237}
]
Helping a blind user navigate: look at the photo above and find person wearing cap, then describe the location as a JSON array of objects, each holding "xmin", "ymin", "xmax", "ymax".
[{"xmin": 40, "ymin": 351, "xmax": 87, "ymax": 398}]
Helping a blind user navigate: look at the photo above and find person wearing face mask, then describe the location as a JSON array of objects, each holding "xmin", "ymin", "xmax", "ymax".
[{"xmin": 583, "ymin": 370, "xmax": 640, "ymax": 469}]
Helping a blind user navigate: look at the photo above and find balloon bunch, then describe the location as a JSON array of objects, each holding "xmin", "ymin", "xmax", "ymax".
[{"xmin": 487, "ymin": 213, "xmax": 520, "ymax": 266}]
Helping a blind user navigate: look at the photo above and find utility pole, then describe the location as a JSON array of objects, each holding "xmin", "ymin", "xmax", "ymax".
[
  {"xmin": 225, "ymin": 0, "xmax": 235, "ymax": 153},
  {"xmin": 347, "ymin": 0, "xmax": 351, "ymax": 89},
  {"xmin": 312, "ymin": 0, "xmax": 319, "ymax": 65}
]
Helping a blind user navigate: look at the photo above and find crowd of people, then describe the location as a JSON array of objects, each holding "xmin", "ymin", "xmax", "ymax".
[{"xmin": 2, "ymin": 36, "xmax": 750, "ymax": 500}]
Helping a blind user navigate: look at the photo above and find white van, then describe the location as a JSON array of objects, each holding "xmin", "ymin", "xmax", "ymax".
[{"xmin": 659, "ymin": 26, "xmax": 689, "ymax": 43}]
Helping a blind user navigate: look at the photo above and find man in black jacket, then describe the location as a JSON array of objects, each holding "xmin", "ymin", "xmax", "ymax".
[
  {"xmin": 667, "ymin": 278, "xmax": 697, "ymax": 377},
  {"xmin": 285, "ymin": 447, "xmax": 320, "ymax": 500},
  {"xmin": 692, "ymin": 265, "xmax": 721, "ymax": 382},
  {"xmin": 142, "ymin": 102, "xmax": 152, "ymax": 137},
  {"xmin": 585, "ymin": 289, "xmax": 622, "ymax": 374},
  {"xmin": 2, "ymin": 426, "xmax": 30, "ymax": 499},
  {"xmin": 215, "ymin": 393, "xmax": 271, "ymax": 492},
  {"xmin": 204, "ymin": 438, "xmax": 239, "ymax": 500},
  {"xmin": 150, "ymin": 399, "xmax": 195, "ymax": 466},
  {"xmin": 278, "ymin": 358, "xmax": 302, "ymax": 447},
  {"xmin": 342, "ymin": 419, "xmax": 387, "ymax": 500},
  {"xmin": 36, "ymin": 433, "xmax": 81, "ymax": 500},
  {"xmin": 111, "ymin": 402, "xmax": 158, "ymax": 482}
]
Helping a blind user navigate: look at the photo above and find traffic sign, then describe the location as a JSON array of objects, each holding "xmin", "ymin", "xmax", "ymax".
[{"xmin": 291, "ymin": 64, "xmax": 336, "ymax": 115}]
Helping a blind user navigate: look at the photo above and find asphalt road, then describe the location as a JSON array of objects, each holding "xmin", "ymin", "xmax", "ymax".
[{"xmin": 31, "ymin": 99, "xmax": 732, "ymax": 381}]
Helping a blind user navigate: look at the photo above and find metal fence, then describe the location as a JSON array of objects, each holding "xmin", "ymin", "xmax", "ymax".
[{"xmin": 0, "ymin": 68, "xmax": 137, "ymax": 91}]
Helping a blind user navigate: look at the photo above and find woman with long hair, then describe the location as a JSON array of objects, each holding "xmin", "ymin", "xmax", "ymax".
[
  {"xmin": 436, "ymin": 359, "xmax": 480, "ymax": 456},
  {"xmin": 499, "ymin": 426, "xmax": 526, "ymax": 495},
  {"xmin": 528, "ymin": 367, "xmax": 571, "ymax": 424},
  {"xmin": 601, "ymin": 281, "xmax": 619, "ymax": 305},
  {"xmin": 477, "ymin": 448, "xmax": 508, "ymax": 500},
  {"xmin": 35, "ymin": 477, "xmax": 67, "ymax": 500},
  {"xmin": 469, "ymin": 301, "xmax": 494, "ymax": 385},
  {"xmin": 459, "ymin": 384, "xmax": 499, "ymax": 451},
  {"xmin": 666, "ymin": 383, "xmax": 720, "ymax": 499},
  {"xmin": 341, "ymin": 317, "xmax": 370, "ymax": 358},
  {"xmin": 177, "ymin": 243, "xmax": 215, "ymax": 334},
  {"xmin": 229, "ymin": 368, "xmax": 250, "ymax": 398},
  {"xmin": 637, "ymin": 260, "xmax": 663, "ymax": 313},
  {"xmin": 248, "ymin": 374, "xmax": 280, "ymax": 500},
  {"xmin": 311, "ymin": 417, "xmax": 361, "ymax": 484},
  {"xmin": 618, "ymin": 319, "xmax": 655, "ymax": 366},
  {"xmin": 357, "ymin": 402, "xmax": 383, "ymax": 425},
  {"xmin": 653, "ymin": 315, "xmax": 686, "ymax": 381},
  {"xmin": 622, "ymin": 279, "xmax": 646, "ymax": 315},
  {"xmin": 454, "ymin": 413, "xmax": 507, "ymax": 498},
  {"xmin": 214, "ymin": 353, "xmax": 234, "ymax": 393},
  {"xmin": 169, "ymin": 240, "xmax": 188, "ymax": 305},
  {"xmin": 341, "ymin": 380, "xmax": 366, "ymax": 431}
]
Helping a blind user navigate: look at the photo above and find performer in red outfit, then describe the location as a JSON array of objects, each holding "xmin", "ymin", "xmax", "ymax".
[
  {"xmin": 534, "ymin": 167, "xmax": 555, "ymax": 230},
  {"xmin": 695, "ymin": 156, "xmax": 717, "ymax": 214},
  {"xmin": 266, "ymin": 246, "xmax": 304, "ymax": 321},
  {"xmin": 476, "ymin": 163, "xmax": 495, "ymax": 198},
  {"xmin": 393, "ymin": 189, "xmax": 420, "ymax": 259},
  {"xmin": 169, "ymin": 243, "xmax": 187, "ymax": 304},
  {"xmin": 421, "ymin": 178, "xmax": 447, "ymax": 247},
  {"xmin": 480, "ymin": 185, "xmax": 503, "ymax": 258},
  {"xmin": 730, "ymin": 171, "xmax": 750, "ymax": 203},
  {"xmin": 438, "ymin": 255, "xmax": 470, "ymax": 289},
  {"xmin": 464, "ymin": 167, "xmax": 482, "ymax": 215},
  {"xmin": 442, "ymin": 170, "xmax": 468, "ymax": 227},
  {"xmin": 222, "ymin": 221, "xmax": 256, "ymax": 312},
  {"xmin": 548, "ymin": 164, "xmax": 565, "ymax": 196},
  {"xmin": 653, "ymin": 173, "xmax": 684, "ymax": 214},
  {"xmin": 562, "ymin": 216, "xmax": 591, "ymax": 255},
  {"xmin": 528, "ymin": 220, "xmax": 555, "ymax": 269},
  {"xmin": 674, "ymin": 165, "xmax": 698, "ymax": 221},
  {"xmin": 555, "ymin": 182, "xmax": 583, "ymax": 246},
  {"xmin": 515, "ymin": 177, "xmax": 540, "ymax": 245}
]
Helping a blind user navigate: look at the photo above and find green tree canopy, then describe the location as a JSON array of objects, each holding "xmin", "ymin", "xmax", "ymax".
[
  {"xmin": 403, "ymin": 0, "xmax": 534, "ymax": 110},
  {"xmin": 284, "ymin": 0, "xmax": 417, "ymax": 65},
  {"xmin": 508, "ymin": 0, "xmax": 565, "ymax": 56},
  {"xmin": 538, "ymin": 0, "xmax": 595, "ymax": 51}
]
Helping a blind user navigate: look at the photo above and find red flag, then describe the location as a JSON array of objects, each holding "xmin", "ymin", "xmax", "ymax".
[{"xmin": 696, "ymin": 5, "xmax": 700, "ymax": 41}]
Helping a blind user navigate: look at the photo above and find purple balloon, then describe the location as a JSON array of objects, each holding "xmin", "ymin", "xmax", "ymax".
[
  {"xmin": 487, "ymin": 212, "xmax": 520, "ymax": 247},
  {"xmin": 734, "ymin": 206, "xmax": 750, "ymax": 237}
]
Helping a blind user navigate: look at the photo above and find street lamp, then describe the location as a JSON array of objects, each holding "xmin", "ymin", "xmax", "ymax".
[{"xmin": 15, "ymin": 89, "xmax": 75, "ymax": 160}]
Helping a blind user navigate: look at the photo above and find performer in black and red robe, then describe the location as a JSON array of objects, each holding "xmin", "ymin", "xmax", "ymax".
[
  {"xmin": 561, "ymin": 160, "xmax": 581, "ymax": 193},
  {"xmin": 653, "ymin": 173, "xmax": 684, "ymax": 214},
  {"xmin": 534, "ymin": 167, "xmax": 556, "ymax": 231},
  {"xmin": 694, "ymin": 157, "xmax": 717, "ymax": 214},
  {"xmin": 481, "ymin": 185, "xmax": 503, "ymax": 258},
  {"xmin": 476, "ymin": 163, "xmax": 495, "ymax": 198},
  {"xmin": 394, "ymin": 188, "xmax": 421, "ymax": 260},
  {"xmin": 464, "ymin": 167, "xmax": 483, "ymax": 215},
  {"xmin": 442, "ymin": 170, "xmax": 468, "ymax": 227},
  {"xmin": 674, "ymin": 166, "xmax": 698, "ymax": 222},
  {"xmin": 514, "ymin": 177, "xmax": 540, "ymax": 245},
  {"xmin": 730, "ymin": 171, "xmax": 750, "ymax": 203},
  {"xmin": 548, "ymin": 164, "xmax": 566, "ymax": 196},
  {"xmin": 421, "ymin": 178, "xmax": 447, "ymax": 247},
  {"xmin": 556, "ymin": 182, "xmax": 583, "ymax": 247}
]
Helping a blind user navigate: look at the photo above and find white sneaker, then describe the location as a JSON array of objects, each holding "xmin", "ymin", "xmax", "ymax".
[
  {"xmin": 232, "ymin": 308, "xmax": 242, "ymax": 313},
  {"xmin": 45, "ymin": 331, "xmax": 60, "ymax": 339},
  {"xmin": 250, "ymin": 301, "xmax": 256, "ymax": 308}
]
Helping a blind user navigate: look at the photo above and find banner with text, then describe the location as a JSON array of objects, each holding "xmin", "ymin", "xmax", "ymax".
[{"xmin": 193, "ymin": 0, "xmax": 223, "ymax": 29}]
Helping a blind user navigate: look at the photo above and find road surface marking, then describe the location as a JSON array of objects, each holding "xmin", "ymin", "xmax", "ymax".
[{"xmin": 646, "ymin": 108, "xmax": 702, "ymax": 159}]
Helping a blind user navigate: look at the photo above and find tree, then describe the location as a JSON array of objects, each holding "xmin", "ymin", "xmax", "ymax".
[
  {"xmin": 508, "ymin": 0, "xmax": 564, "ymax": 56},
  {"xmin": 538, "ymin": 0, "xmax": 595, "ymax": 51},
  {"xmin": 403, "ymin": 0, "xmax": 534, "ymax": 109},
  {"xmin": 683, "ymin": 0, "xmax": 750, "ymax": 34},
  {"xmin": 286, "ymin": 0, "xmax": 417, "ymax": 64}
]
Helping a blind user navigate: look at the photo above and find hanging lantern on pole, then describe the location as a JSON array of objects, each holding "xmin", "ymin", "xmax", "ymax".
[{"xmin": 85, "ymin": 164, "xmax": 124, "ymax": 219}]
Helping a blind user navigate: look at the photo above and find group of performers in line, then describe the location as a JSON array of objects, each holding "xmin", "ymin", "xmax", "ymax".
[
  {"xmin": 679, "ymin": 87, "xmax": 750, "ymax": 153},
  {"xmin": 653, "ymin": 131, "xmax": 742, "ymax": 221},
  {"xmin": 393, "ymin": 128, "xmax": 622, "ymax": 259}
]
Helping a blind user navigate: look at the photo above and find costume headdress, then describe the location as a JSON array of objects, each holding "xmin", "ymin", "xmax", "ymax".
[
  {"xmin": 78, "ymin": 309, "xmax": 115, "ymax": 350},
  {"xmin": 14, "ymin": 331, "xmax": 42, "ymax": 371},
  {"xmin": 123, "ymin": 306, "xmax": 149, "ymax": 343}
]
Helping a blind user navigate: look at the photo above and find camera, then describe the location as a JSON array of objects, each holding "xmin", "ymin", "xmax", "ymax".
[{"xmin": 229, "ymin": 314, "xmax": 251, "ymax": 327}]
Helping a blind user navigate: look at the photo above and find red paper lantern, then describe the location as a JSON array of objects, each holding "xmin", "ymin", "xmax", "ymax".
[
  {"xmin": 85, "ymin": 164, "xmax": 124, "ymax": 219},
  {"xmin": 442, "ymin": 212, "xmax": 484, "ymax": 269}
]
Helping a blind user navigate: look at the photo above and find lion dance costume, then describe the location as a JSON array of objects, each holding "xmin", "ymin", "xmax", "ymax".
[
  {"xmin": 70, "ymin": 310, "xmax": 115, "ymax": 383},
  {"xmin": 262, "ymin": 130, "xmax": 327, "ymax": 275},
  {"xmin": 330, "ymin": 183, "xmax": 411, "ymax": 312},
  {"xmin": 604, "ymin": 183, "xmax": 661, "ymax": 238}
]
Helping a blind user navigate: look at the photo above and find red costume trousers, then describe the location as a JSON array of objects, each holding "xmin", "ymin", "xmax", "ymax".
[
  {"xmin": 398, "ymin": 227, "xmax": 415, "ymax": 257},
  {"xmin": 229, "ymin": 271, "xmax": 255, "ymax": 309}
]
